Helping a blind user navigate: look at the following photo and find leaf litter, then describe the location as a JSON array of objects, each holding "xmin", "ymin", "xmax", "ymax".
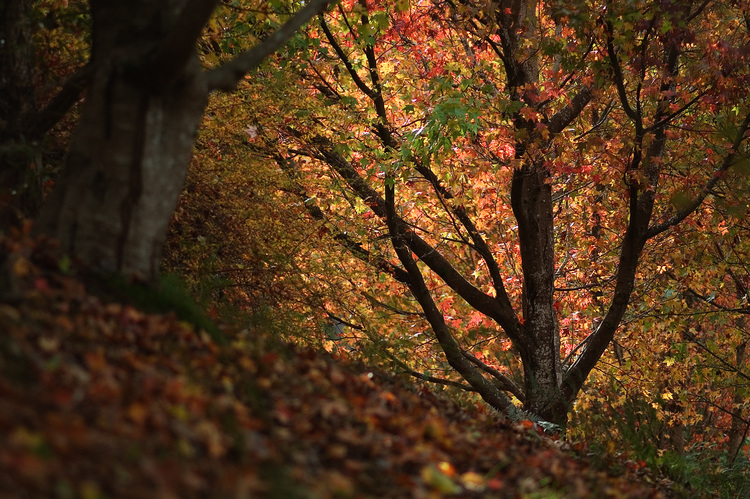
[{"xmin": 0, "ymin": 231, "xmax": 672, "ymax": 498}]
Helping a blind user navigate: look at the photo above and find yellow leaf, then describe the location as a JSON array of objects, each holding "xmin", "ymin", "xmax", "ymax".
[
  {"xmin": 421, "ymin": 465, "xmax": 461, "ymax": 494},
  {"xmin": 460, "ymin": 471, "xmax": 485, "ymax": 491},
  {"xmin": 437, "ymin": 461, "xmax": 456, "ymax": 477}
]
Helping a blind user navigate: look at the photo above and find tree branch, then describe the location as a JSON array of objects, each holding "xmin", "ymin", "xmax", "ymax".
[
  {"xmin": 546, "ymin": 85, "xmax": 593, "ymax": 135},
  {"xmin": 318, "ymin": 14, "xmax": 376, "ymax": 100},
  {"xmin": 297, "ymin": 132, "xmax": 524, "ymax": 343},
  {"xmin": 149, "ymin": 0, "xmax": 221, "ymax": 87},
  {"xmin": 461, "ymin": 349, "xmax": 525, "ymax": 402},
  {"xmin": 205, "ymin": 0, "xmax": 333, "ymax": 91},
  {"xmin": 384, "ymin": 172, "xmax": 516, "ymax": 415},
  {"xmin": 606, "ymin": 29, "xmax": 638, "ymax": 122},
  {"xmin": 362, "ymin": 327, "xmax": 475, "ymax": 391},
  {"xmin": 314, "ymin": 2, "xmax": 523, "ymax": 343},
  {"xmin": 358, "ymin": 2, "xmax": 390, "ymax": 131},
  {"xmin": 361, "ymin": 291, "xmax": 426, "ymax": 317},
  {"xmin": 684, "ymin": 329, "xmax": 750, "ymax": 384},
  {"xmin": 24, "ymin": 63, "xmax": 94, "ymax": 138},
  {"xmin": 318, "ymin": 12, "xmax": 523, "ymax": 336},
  {"xmin": 411, "ymin": 159, "xmax": 518, "ymax": 323},
  {"xmin": 646, "ymin": 111, "xmax": 750, "ymax": 238},
  {"xmin": 643, "ymin": 90, "xmax": 706, "ymax": 134},
  {"xmin": 398, "ymin": 365, "xmax": 477, "ymax": 392},
  {"xmin": 273, "ymin": 150, "xmax": 410, "ymax": 283}
]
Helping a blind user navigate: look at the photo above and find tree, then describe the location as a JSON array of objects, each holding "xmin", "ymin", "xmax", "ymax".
[
  {"xmin": 1, "ymin": 0, "xmax": 39, "ymax": 226},
  {"xmin": 162, "ymin": 86, "xmax": 374, "ymax": 340},
  {"xmin": 571, "ymin": 221, "xmax": 750, "ymax": 463},
  {"xmin": 245, "ymin": 0, "xmax": 750, "ymax": 426},
  {"xmin": 1, "ymin": 0, "xmax": 91, "ymax": 226},
  {"xmin": 17, "ymin": 0, "xmax": 333, "ymax": 280}
]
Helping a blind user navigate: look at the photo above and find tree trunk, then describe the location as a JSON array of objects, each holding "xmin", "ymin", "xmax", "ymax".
[
  {"xmin": 0, "ymin": 0, "xmax": 34, "ymax": 132},
  {"xmin": 728, "ymin": 341, "xmax": 748, "ymax": 461},
  {"xmin": 33, "ymin": 1, "xmax": 208, "ymax": 281},
  {"xmin": 0, "ymin": 0, "xmax": 41, "ymax": 226},
  {"xmin": 512, "ymin": 163, "xmax": 567, "ymax": 426}
]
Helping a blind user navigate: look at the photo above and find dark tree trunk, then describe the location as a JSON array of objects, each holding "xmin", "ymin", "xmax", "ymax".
[
  {"xmin": 33, "ymin": 1, "xmax": 208, "ymax": 281},
  {"xmin": 31, "ymin": 0, "xmax": 331, "ymax": 281},
  {"xmin": 0, "ymin": 0, "xmax": 34, "ymax": 132},
  {"xmin": 511, "ymin": 164, "xmax": 567, "ymax": 426},
  {"xmin": 0, "ymin": 0, "xmax": 41, "ymax": 226},
  {"xmin": 727, "ymin": 341, "xmax": 748, "ymax": 461}
]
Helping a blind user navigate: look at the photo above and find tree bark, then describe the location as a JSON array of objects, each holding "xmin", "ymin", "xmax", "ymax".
[
  {"xmin": 511, "ymin": 163, "xmax": 566, "ymax": 425},
  {"xmin": 727, "ymin": 341, "xmax": 748, "ymax": 461},
  {"xmin": 31, "ymin": 0, "xmax": 332, "ymax": 281},
  {"xmin": 0, "ymin": 0, "xmax": 40, "ymax": 226},
  {"xmin": 33, "ymin": 1, "xmax": 208, "ymax": 281}
]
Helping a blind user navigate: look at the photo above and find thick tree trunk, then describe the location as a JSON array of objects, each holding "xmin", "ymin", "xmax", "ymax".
[
  {"xmin": 33, "ymin": 1, "xmax": 208, "ymax": 281},
  {"xmin": 34, "ymin": 63, "xmax": 206, "ymax": 280},
  {"xmin": 31, "ymin": 0, "xmax": 329, "ymax": 280}
]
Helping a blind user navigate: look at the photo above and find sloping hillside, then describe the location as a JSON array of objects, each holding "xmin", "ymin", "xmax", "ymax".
[{"xmin": 0, "ymin": 232, "xmax": 670, "ymax": 498}]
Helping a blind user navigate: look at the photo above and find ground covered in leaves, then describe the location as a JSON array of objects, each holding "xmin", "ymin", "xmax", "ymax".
[{"xmin": 0, "ymin": 233, "xmax": 672, "ymax": 498}]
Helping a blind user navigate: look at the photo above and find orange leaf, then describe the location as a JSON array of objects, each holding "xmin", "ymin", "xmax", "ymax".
[{"xmin": 127, "ymin": 402, "xmax": 148, "ymax": 425}]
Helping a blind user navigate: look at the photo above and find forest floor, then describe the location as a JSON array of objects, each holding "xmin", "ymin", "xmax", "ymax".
[{"xmin": 0, "ymin": 231, "xmax": 677, "ymax": 498}]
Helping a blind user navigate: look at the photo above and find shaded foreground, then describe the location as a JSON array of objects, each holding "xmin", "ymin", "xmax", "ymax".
[{"xmin": 0, "ymin": 232, "xmax": 670, "ymax": 498}]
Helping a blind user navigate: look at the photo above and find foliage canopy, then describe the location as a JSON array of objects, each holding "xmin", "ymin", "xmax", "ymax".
[{"xmin": 221, "ymin": 0, "xmax": 750, "ymax": 428}]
